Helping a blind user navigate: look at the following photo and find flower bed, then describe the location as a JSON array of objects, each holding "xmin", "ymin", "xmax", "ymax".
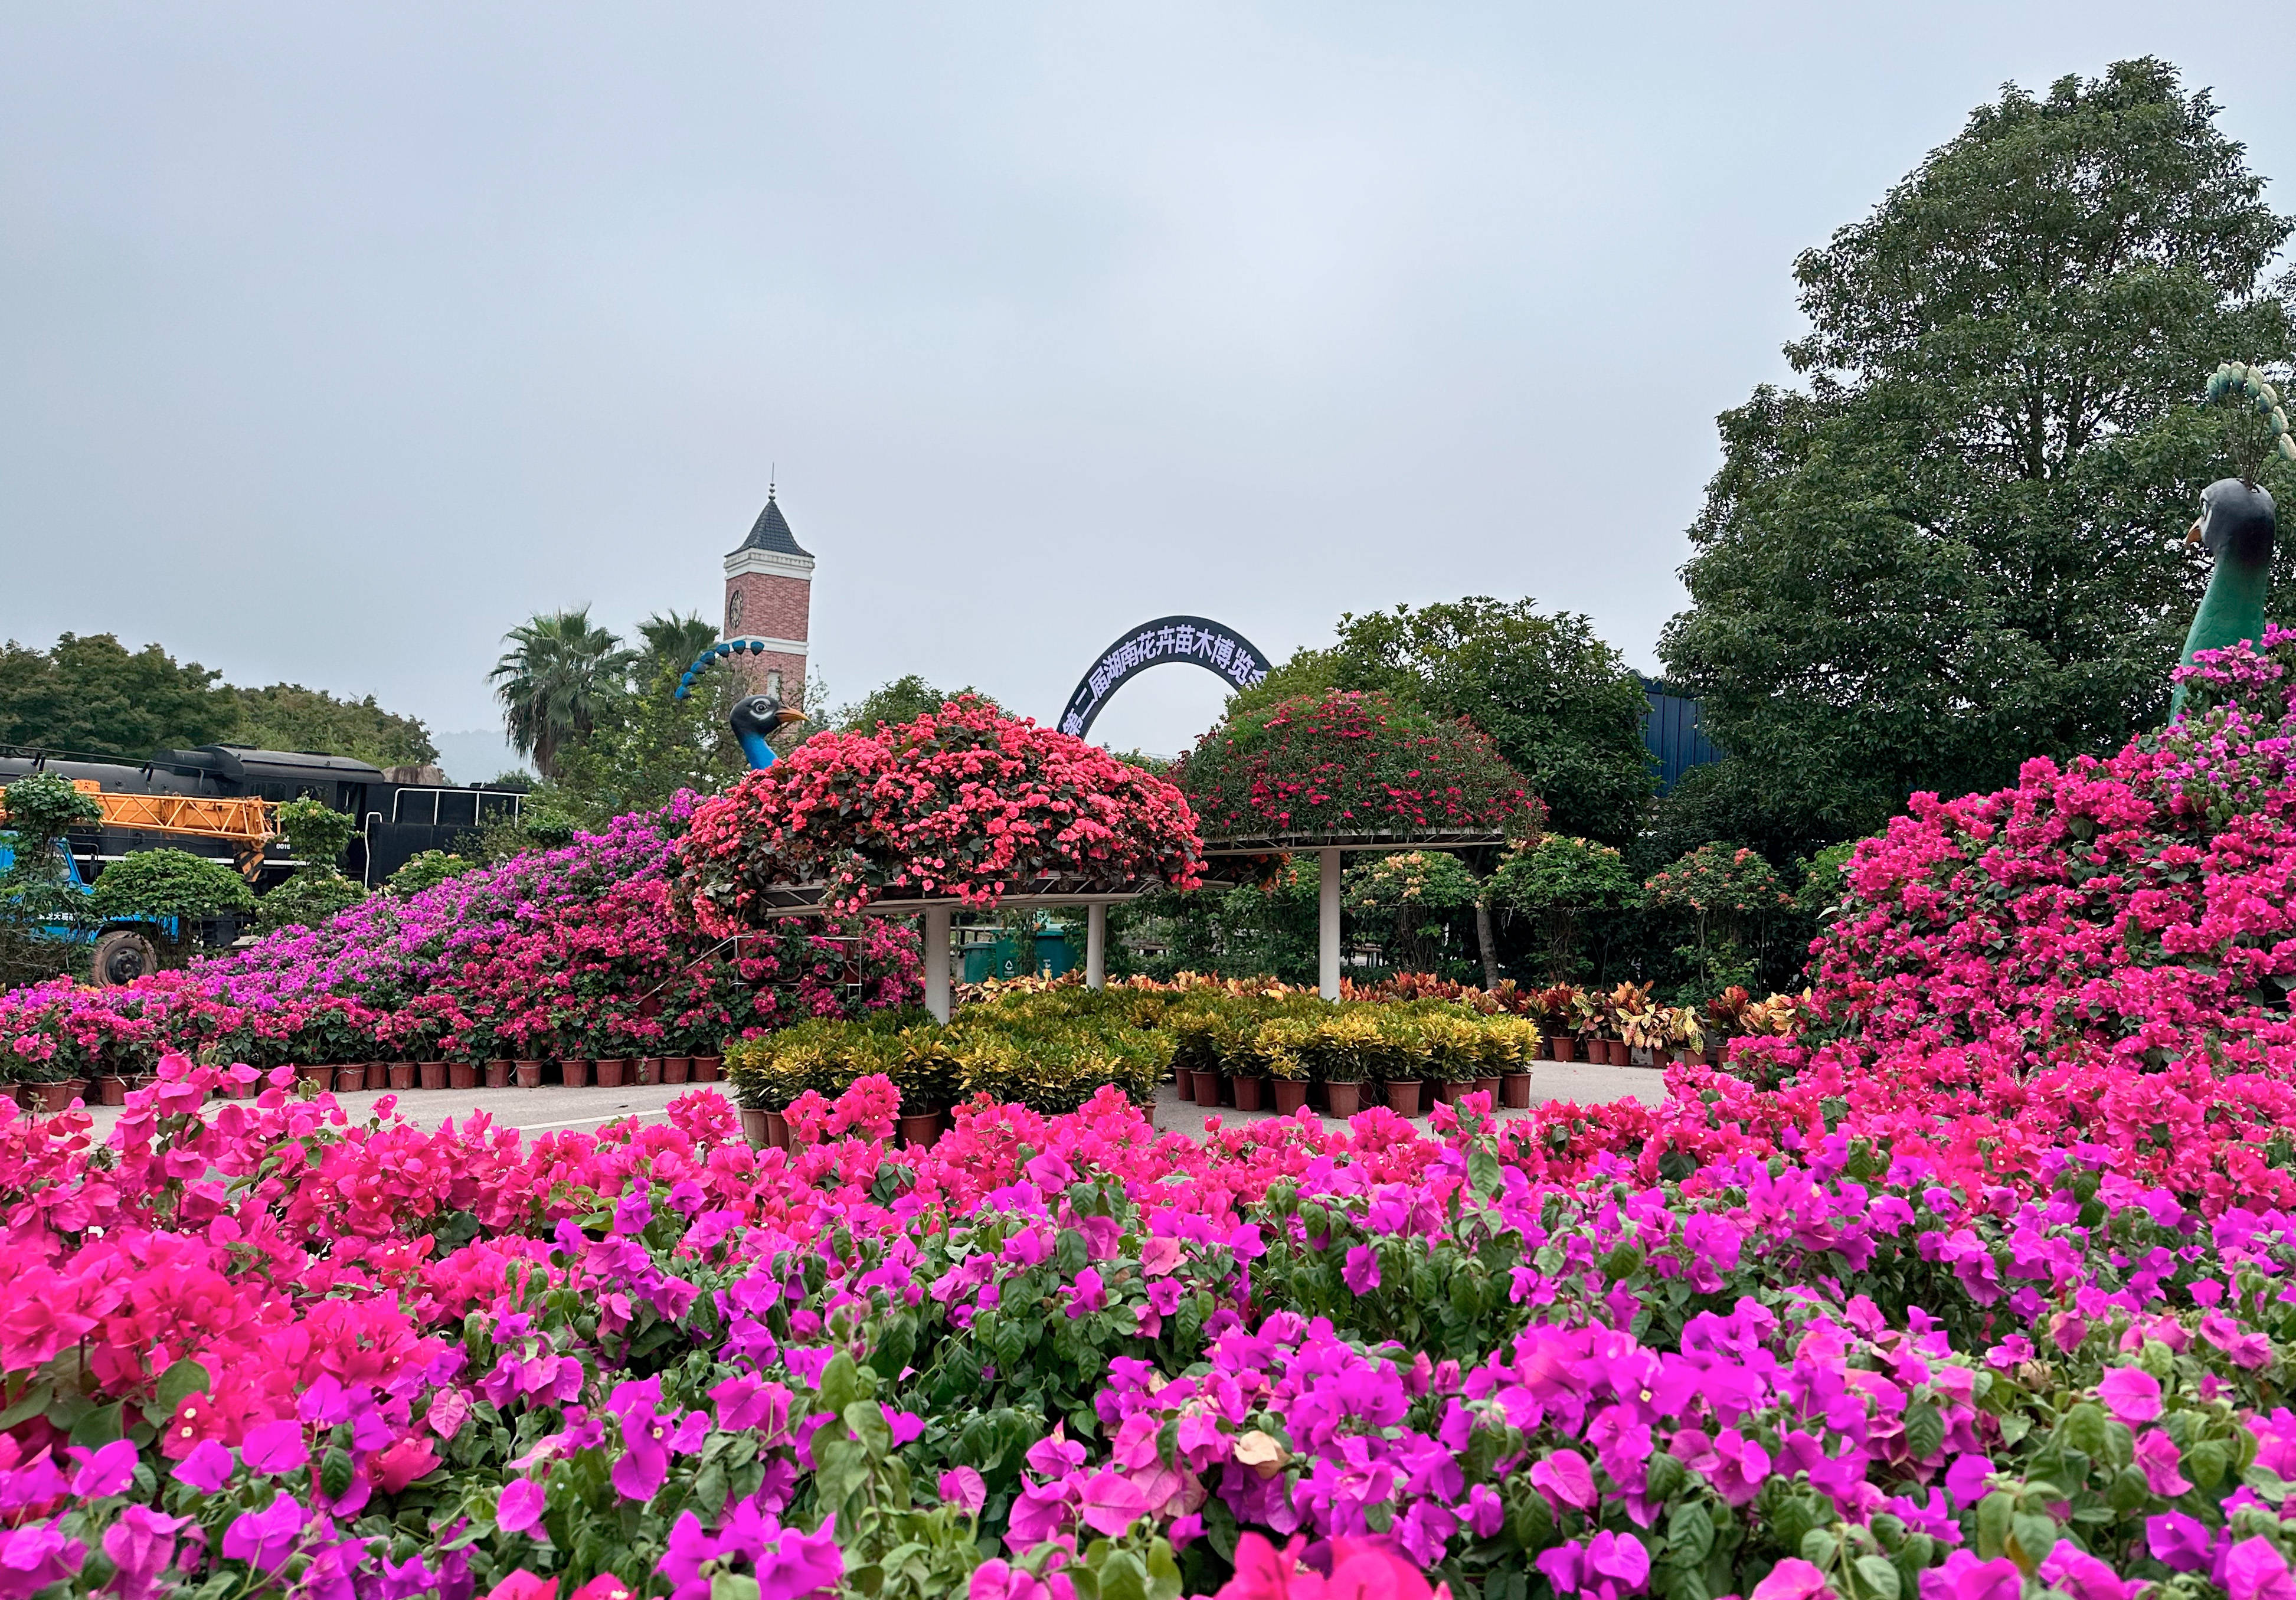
[
  {"xmin": 1173, "ymin": 690, "xmax": 1534, "ymax": 842},
  {"xmin": 0, "ymin": 797, "xmax": 921, "ymax": 1083},
  {"xmin": 673, "ymin": 697, "xmax": 1206, "ymax": 927},
  {"xmin": 19, "ymin": 645, "xmax": 2296, "ymax": 1599}
]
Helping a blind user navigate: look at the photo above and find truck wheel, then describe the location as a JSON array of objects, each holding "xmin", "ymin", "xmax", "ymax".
[{"xmin": 92, "ymin": 928, "xmax": 161, "ymax": 987}]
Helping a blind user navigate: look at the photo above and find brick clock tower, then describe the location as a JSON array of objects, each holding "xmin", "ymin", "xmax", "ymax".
[{"xmin": 722, "ymin": 487, "xmax": 813, "ymax": 709}]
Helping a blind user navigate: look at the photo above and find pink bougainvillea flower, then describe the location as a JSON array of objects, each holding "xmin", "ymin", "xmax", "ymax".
[
  {"xmin": 939, "ymin": 1467, "xmax": 987, "ymax": 1516},
  {"xmin": 1749, "ymin": 1559, "xmax": 1829, "ymax": 1600},
  {"xmin": 2039, "ymin": 1541, "xmax": 2133, "ymax": 1600},
  {"xmin": 496, "ymin": 1478, "xmax": 547, "ymax": 1536},
  {"xmin": 2134, "ymin": 1429, "xmax": 2192, "ymax": 1496},
  {"xmin": 172, "ymin": 1440, "xmax": 235, "ymax": 1496},
  {"xmin": 2228, "ymin": 1538, "xmax": 2296, "ymax": 1600},
  {"xmin": 2097, "ymin": 1367, "xmax": 2163, "ymax": 1425},
  {"xmin": 484, "ymin": 1574, "xmax": 560, "ymax": 1600},
  {"xmin": 66, "ymin": 1439, "xmax": 138, "ymax": 1498},
  {"xmin": 221, "ymin": 1490, "xmax": 306, "ymax": 1571}
]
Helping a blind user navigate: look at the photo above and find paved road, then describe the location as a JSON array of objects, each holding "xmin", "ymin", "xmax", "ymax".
[{"xmin": 54, "ymin": 1060, "xmax": 1667, "ymax": 1143}]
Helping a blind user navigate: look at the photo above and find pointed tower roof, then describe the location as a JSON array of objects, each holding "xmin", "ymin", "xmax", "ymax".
[{"xmin": 732, "ymin": 489, "xmax": 812, "ymax": 558}]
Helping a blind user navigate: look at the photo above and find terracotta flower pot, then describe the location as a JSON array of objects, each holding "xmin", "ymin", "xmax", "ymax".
[
  {"xmin": 663, "ymin": 1057, "xmax": 691, "ymax": 1084},
  {"xmin": 1193, "ymin": 1072, "xmax": 1223, "ymax": 1110},
  {"xmin": 98, "ymin": 1075, "xmax": 130, "ymax": 1107},
  {"xmin": 37, "ymin": 1079, "xmax": 90, "ymax": 1113},
  {"xmin": 1474, "ymin": 1076, "xmax": 1502, "ymax": 1102},
  {"xmin": 636, "ymin": 1058, "xmax": 660, "ymax": 1085},
  {"xmin": 1501, "ymin": 1071, "xmax": 1533, "ymax": 1109},
  {"xmin": 418, "ymin": 1061, "xmax": 449, "ymax": 1091},
  {"xmin": 486, "ymin": 1059, "xmax": 513, "ymax": 1088},
  {"xmin": 1232, "ymin": 1077, "xmax": 1265, "ymax": 1113},
  {"xmin": 1432, "ymin": 1079, "xmax": 1463, "ymax": 1106},
  {"xmin": 1672, "ymin": 1047, "xmax": 1698, "ymax": 1066},
  {"xmin": 1324, "ymin": 1081, "xmax": 1363, "ymax": 1117},
  {"xmin": 764, "ymin": 1110, "xmax": 789, "ymax": 1149},
  {"xmin": 594, "ymin": 1058, "xmax": 626, "ymax": 1087},
  {"xmin": 448, "ymin": 1061, "xmax": 480, "ymax": 1089},
  {"xmin": 898, "ymin": 1111, "xmax": 944, "ymax": 1149},
  {"xmin": 740, "ymin": 1108, "xmax": 770, "ymax": 1149},
  {"xmin": 1384, "ymin": 1079, "xmax": 1423, "ymax": 1116},
  {"xmin": 293, "ymin": 1063, "xmax": 331, "ymax": 1092},
  {"xmin": 388, "ymin": 1062, "xmax": 417, "ymax": 1091},
  {"xmin": 336, "ymin": 1066, "xmax": 369, "ymax": 1094},
  {"xmin": 1273, "ymin": 1080, "xmax": 1309, "ymax": 1115},
  {"xmin": 514, "ymin": 1059, "xmax": 544, "ymax": 1088},
  {"xmin": 365, "ymin": 1061, "xmax": 391, "ymax": 1090},
  {"xmin": 692, "ymin": 1055, "xmax": 721, "ymax": 1082},
  {"xmin": 1549, "ymin": 1037, "xmax": 1576, "ymax": 1064},
  {"xmin": 560, "ymin": 1059, "xmax": 593, "ymax": 1088}
]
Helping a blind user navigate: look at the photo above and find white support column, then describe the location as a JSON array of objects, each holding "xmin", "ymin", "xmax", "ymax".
[
  {"xmin": 1319, "ymin": 847, "xmax": 1342, "ymax": 1002},
  {"xmin": 924, "ymin": 907, "xmax": 952, "ymax": 1023},
  {"xmin": 1085, "ymin": 902, "xmax": 1107, "ymax": 990}
]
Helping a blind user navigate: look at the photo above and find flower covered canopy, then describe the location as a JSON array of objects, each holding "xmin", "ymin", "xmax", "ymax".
[
  {"xmin": 1173, "ymin": 689, "xmax": 1536, "ymax": 843},
  {"xmin": 672, "ymin": 696, "xmax": 1206, "ymax": 926}
]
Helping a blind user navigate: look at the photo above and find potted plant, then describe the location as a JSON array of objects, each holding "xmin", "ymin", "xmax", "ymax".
[
  {"xmin": 1486, "ymin": 1013, "xmax": 1539, "ymax": 1108},
  {"xmin": 1364, "ymin": 1013, "xmax": 1427, "ymax": 1117},
  {"xmin": 893, "ymin": 1030, "xmax": 957, "ymax": 1147},
  {"xmin": 662, "ymin": 1054, "xmax": 692, "ymax": 1084},
  {"xmin": 725, "ymin": 1039, "xmax": 773, "ymax": 1149},
  {"xmin": 338, "ymin": 1063, "xmax": 371, "ymax": 1094},
  {"xmin": 1225, "ymin": 1023, "xmax": 1268, "ymax": 1113},
  {"xmin": 486, "ymin": 1059, "xmax": 514, "ymax": 1088},
  {"xmin": 388, "ymin": 1061, "xmax": 417, "ymax": 1091},
  {"xmin": 418, "ymin": 1058, "xmax": 450, "ymax": 1091},
  {"xmin": 1254, "ymin": 1017, "xmax": 1313, "ymax": 1115},
  {"xmin": 1303, "ymin": 1011, "xmax": 1375, "ymax": 1118},
  {"xmin": 1664, "ymin": 1006, "xmax": 1707, "ymax": 1066},
  {"xmin": 365, "ymin": 1059, "xmax": 391, "ymax": 1091},
  {"xmin": 1415, "ymin": 1010, "xmax": 1480, "ymax": 1106},
  {"xmin": 692, "ymin": 1049, "xmax": 722, "ymax": 1083}
]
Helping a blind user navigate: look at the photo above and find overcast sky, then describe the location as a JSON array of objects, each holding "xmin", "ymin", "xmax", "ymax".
[{"xmin": 5, "ymin": 4, "xmax": 2292, "ymax": 773}]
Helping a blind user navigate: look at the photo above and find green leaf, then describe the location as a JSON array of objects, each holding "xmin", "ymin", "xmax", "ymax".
[
  {"xmin": 1903, "ymin": 1402, "xmax": 1944, "ymax": 1463},
  {"xmin": 1097, "ymin": 1551, "xmax": 1149, "ymax": 1600},
  {"xmin": 155, "ymin": 1359, "xmax": 211, "ymax": 1413},
  {"xmin": 321, "ymin": 1449, "xmax": 355, "ymax": 1500},
  {"xmin": 1976, "ymin": 1492, "xmax": 2014, "ymax": 1560},
  {"xmin": 2063, "ymin": 1402, "xmax": 2111, "ymax": 1461},
  {"xmin": 1800, "ymin": 1529, "xmax": 1840, "ymax": 1569},
  {"xmin": 1146, "ymin": 1540, "xmax": 1183, "ymax": 1600},
  {"xmin": 2186, "ymin": 1440, "xmax": 2229, "ymax": 1491},
  {"xmin": 1854, "ymin": 1556, "xmax": 1902, "ymax": 1600},
  {"xmin": 2007, "ymin": 1513, "xmax": 2059, "ymax": 1575},
  {"xmin": 0, "ymin": 1384, "xmax": 53, "ymax": 1432},
  {"xmin": 816, "ymin": 1354, "xmax": 865, "ymax": 1419},
  {"xmin": 1667, "ymin": 1501, "xmax": 1715, "ymax": 1566},
  {"xmin": 69, "ymin": 1401, "xmax": 125, "ymax": 1448}
]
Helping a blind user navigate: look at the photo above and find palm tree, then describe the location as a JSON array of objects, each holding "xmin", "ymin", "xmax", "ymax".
[
  {"xmin": 634, "ymin": 610, "xmax": 721, "ymax": 689},
  {"xmin": 489, "ymin": 608, "xmax": 633, "ymax": 779}
]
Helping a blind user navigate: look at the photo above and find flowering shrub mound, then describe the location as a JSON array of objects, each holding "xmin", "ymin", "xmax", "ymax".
[
  {"xmin": 1174, "ymin": 691, "xmax": 1535, "ymax": 841},
  {"xmin": 1727, "ymin": 634, "xmax": 2296, "ymax": 1208},
  {"xmin": 0, "ymin": 797, "xmax": 920, "ymax": 1077},
  {"xmin": 675, "ymin": 696, "xmax": 1205, "ymax": 924}
]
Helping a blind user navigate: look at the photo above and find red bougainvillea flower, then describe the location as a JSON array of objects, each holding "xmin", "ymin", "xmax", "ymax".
[{"xmin": 673, "ymin": 696, "xmax": 1205, "ymax": 926}]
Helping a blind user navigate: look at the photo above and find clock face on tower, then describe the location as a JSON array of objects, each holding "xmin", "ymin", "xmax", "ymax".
[{"xmin": 727, "ymin": 590, "xmax": 745, "ymax": 632}]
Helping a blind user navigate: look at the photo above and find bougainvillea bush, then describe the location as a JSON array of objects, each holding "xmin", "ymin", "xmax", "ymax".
[
  {"xmin": 24, "ymin": 642, "xmax": 2296, "ymax": 1600},
  {"xmin": 1173, "ymin": 691, "xmax": 1535, "ymax": 841},
  {"xmin": 675, "ymin": 697, "xmax": 1206, "ymax": 925},
  {"xmin": 0, "ymin": 797, "xmax": 920, "ymax": 1079}
]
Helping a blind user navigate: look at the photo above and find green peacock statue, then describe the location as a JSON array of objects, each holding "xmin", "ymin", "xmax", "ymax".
[{"xmin": 2169, "ymin": 362, "xmax": 2295, "ymax": 718}]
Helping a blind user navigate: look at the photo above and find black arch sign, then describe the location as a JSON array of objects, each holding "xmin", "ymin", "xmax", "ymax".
[{"xmin": 1059, "ymin": 615, "xmax": 1272, "ymax": 740}]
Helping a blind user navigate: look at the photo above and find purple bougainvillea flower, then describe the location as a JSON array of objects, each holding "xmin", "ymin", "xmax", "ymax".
[{"xmin": 2098, "ymin": 1366, "xmax": 2163, "ymax": 1425}]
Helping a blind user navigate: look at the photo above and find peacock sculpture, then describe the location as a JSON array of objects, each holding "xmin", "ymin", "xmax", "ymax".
[
  {"xmin": 675, "ymin": 637, "xmax": 809, "ymax": 769},
  {"xmin": 2169, "ymin": 362, "xmax": 2294, "ymax": 718}
]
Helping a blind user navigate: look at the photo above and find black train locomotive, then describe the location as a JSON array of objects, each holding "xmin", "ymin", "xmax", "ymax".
[{"xmin": 0, "ymin": 740, "xmax": 531, "ymax": 890}]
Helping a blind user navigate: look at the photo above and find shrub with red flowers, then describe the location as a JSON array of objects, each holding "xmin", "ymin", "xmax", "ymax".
[
  {"xmin": 672, "ymin": 696, "xmax": 1206, "ymax": 925},
  {"xmin": 0, "ymin": 795, "xmax": 921, "ymax": 1078},
  {"xmin": 1173, "ymin": 691, "xmax": 1534, "ymax": 842}
]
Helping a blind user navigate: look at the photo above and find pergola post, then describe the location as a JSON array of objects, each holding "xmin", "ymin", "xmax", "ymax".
[
  {"xmin": 1085, "ymin": 902, "xmax": 1107, "ymax": 990},
  {"xmin": 924, "ymin": 906, "xmax": 952, "ymax": 1022},
  {"xmin": 1319, "ymin": 846, "xmax": 1341, "ymax": 1002}
]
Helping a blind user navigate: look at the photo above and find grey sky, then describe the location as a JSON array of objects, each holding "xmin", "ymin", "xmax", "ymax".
[{"xmin": 5, "ymin": 5, "xmax": 2291, "ymax": 770}]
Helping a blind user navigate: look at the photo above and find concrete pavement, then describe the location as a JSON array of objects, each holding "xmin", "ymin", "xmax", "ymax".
[{"xmin": 51, "ymin": 1059, "xmax": 1669, "ymax": 1143}]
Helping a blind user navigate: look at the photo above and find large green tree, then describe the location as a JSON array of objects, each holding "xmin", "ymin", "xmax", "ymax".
[
  {"xmin": 1234, "ymin": 598, "xmax": 1653, "ymax": 843},
  {"xmin": 231, "ymin": 683, "xmax": 436, "ymax": 766},
  {"xmin": 1660, "ymin": 60, "xmax": 2296, "ymax": 857},
  {"xmin": 0, "ymin": 634, "xmax": 238, "ymax": 757},
  {"xmin": 490, "ymin": 608, "xmax": 635, "ymax": 780}
]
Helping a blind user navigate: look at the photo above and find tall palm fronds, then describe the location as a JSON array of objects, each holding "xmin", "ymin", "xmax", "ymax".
[
  {"xmin": 634, "ymin": 611, "xmax": 721, "ymax": 690},
  {"xmin": 490, "ymin": 608, "xmax": 634, "ymax": 779}
]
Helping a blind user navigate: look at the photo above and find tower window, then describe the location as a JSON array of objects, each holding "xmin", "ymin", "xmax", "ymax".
[{"xmin": 767, "ymin": 670, "xmax": 784, "ymax": 699}]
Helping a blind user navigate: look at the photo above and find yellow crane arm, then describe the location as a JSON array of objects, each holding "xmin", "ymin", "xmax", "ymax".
[{"xmin": 0, "ymin": 781, "xmax": 281, "ymax": 881}]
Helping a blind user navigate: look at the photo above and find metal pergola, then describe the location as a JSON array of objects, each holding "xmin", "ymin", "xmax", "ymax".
[{"xmin": 1196, "ymin": 830, "xmax": 1509, "ymax": 1000}]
